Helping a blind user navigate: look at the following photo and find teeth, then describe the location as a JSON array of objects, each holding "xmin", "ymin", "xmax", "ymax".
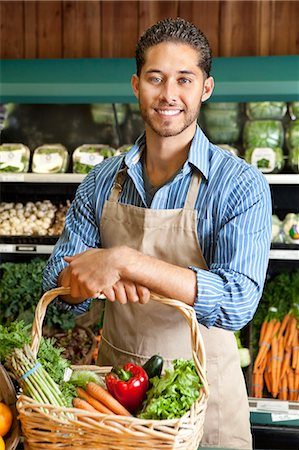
[{"xmin": 157, "ymin": 109, "xmax": 180, "ymax": 116}]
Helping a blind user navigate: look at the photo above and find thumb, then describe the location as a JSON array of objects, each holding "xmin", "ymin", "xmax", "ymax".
[{"xmin": 64, "ymin": 255, "xmax": 75, "ymax": 263}]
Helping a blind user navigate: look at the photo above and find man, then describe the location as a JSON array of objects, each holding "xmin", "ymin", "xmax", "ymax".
[{"xmin": 43, "ymin": 18, "xmax": 272, "ymax": 449}]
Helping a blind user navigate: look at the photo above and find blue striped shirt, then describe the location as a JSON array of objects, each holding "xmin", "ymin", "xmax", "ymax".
[{"xmin": 43, "ymin": 125, "xmax": 272, "ymax": 331}]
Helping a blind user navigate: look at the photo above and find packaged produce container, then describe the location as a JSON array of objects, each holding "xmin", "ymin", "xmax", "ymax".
[
  {"xmin": 246, "ymin": 102, "xmax": 287, "ymax": 120},
  {"xmin": 0, "ymin": 143, "xmax": 30, "ymax": 173},
  {"xmin": 72, "ymin": 144, "xmax": 115, "ymax": 173},
  {"xmin": 32, "ymin": 144, "xmax": 69, "ymax": 173}
]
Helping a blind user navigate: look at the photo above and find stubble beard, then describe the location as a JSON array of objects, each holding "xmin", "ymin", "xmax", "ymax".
[{"xmin": 139, "ymin": 101, "xmax": 202, "ymax": 138}]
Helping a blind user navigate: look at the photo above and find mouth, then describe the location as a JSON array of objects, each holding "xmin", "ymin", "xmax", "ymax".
[{"xmin": 154, "ymin": 108, "xmax": 183, "ymax": 117}]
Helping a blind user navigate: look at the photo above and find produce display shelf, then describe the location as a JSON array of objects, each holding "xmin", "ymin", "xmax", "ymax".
[
  {"xmin": 269, "ymin": 249, "xmax": 299, "ymax": 260},
  {"xmin": 0, "ymin": 173, "xmax": 85, "ymax": 183},
  {"xmin": 0, "ymin": 173, "xmax": 298, "ymax": 185},
  {"xmin": 249, "ymin": 397, "xmax": 299, "ymax": 427},
  {"xmin": 264, "ymin": 174, "xmax": 299, "ymax": 185}
]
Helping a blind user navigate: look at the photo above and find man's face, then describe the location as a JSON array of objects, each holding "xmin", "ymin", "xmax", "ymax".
[{"xmin": 131, "ymin": 42, "xmax": 214, "ymax": 138}]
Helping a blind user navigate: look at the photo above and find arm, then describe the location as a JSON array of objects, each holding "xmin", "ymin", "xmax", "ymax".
[{"xmin": 62, "ymin": 167, "xmax": 271, "ymax": 331}]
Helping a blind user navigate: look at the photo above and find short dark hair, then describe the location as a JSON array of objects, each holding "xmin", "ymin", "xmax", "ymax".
[{"xmin": 135, "ymin": 17, "xmax": 212, "ymax": 78}]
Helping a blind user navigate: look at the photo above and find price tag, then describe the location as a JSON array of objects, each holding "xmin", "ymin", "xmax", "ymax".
[
  {"xmin": 0, "ymin": 173, "xmax": 24, "ymax": 182},
  {"xmin": 0, "ymin": 244, "xmax": 14, "ymax": 253},
  {"xmin": 256, "ymin": 400, "xmax": 289, "ymax": 412},
  {"xmin": 271, "ymin": 412, "xmax": 299, "ymax": 422}
]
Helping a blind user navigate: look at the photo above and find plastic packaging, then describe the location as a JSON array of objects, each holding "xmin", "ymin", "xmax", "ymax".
[
  {"xmin": 244, "ymin": 146, "xmax": 284, "ymax": 173},
  {"xmin": 0, "ymin": 143, "xmax": 30, "ymax": 173},
  {"xmin": 32, "ymin": 144, "xmax": 69, "ymax": 173},
  {"xmin": 285, "ymin": 119, "xmax": 299, "ymax": 150},
  {"xmin": 72, "ymin": 144, "xmax": 115, "ymax": 174},
  {"xmin": 288, "ymin": 102, "xmax": 299, "ymax": 120},
  {"xmin": 243, "ymin": 120, "xmax": 284, "ymax": 149},
  {"xmin": 246, "ymin": 102, "xmax": 287, "ymax": 120},
  {"xmin": 282, "ymin": 213, "xmax": 299, "ymax": 245}
]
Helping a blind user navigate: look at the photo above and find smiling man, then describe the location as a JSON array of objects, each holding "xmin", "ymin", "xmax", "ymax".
[{"xmin": 43, "ymin": 18, "xmax": 272, "ymax": 449}]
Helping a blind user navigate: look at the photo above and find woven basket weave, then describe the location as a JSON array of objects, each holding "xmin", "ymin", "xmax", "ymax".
[
  {"xmin": 17, "ymin": 286, "xmax": 209, "ymax": 450},
  {"xmin": 0, "ymin": 364, "xmax": 20, "ymax": 450}
]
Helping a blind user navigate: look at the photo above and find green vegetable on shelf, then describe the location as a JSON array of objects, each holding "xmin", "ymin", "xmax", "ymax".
[
  {"xmin": 243, "ymin": 120, "xmax": 284, "ymax": 149},
  {"xmin": 246, "ymin": 102, "xmax": 287, "ymax": 120}
]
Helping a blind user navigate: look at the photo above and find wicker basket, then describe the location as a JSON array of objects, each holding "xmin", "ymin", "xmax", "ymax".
[
  {"xmin": 17, "ymin": 287, "xmax": 209, "ymax": 450},
  {"xmin": 0, "ymin": 364, "xmax": 20, "ymax": 450}
]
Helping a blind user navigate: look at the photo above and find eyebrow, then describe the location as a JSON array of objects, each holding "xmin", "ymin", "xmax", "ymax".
[{"xmin": 145, "ymin": 69, "xmax": 196, "ymax": 76}]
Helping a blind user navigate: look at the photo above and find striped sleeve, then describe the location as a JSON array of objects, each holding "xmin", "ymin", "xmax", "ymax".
[{"xmin": 191, "ymin": 166, "xmax": 272, "ymax": 331}]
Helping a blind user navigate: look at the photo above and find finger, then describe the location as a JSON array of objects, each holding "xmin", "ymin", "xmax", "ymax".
[
  {"xmin": 123, "ymin": 281, "xmax": 139, "ymax": 303},
  {"xmin": 136, "ymin": 285, "xmax": 151, "ymax": 304},
  {"xmin": 102, "ymin": 286, "xmax": 116, "ymax": 302},
  {"xmin": 113, "ymin": 282, "xmax": 128, "ymax": 304},
  {"xmin": 64, "ymin": 255, "xmax": 75, "ymax": 263}
]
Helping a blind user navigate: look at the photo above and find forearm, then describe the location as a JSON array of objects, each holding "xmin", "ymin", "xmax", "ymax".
[{"xmin": 119, "ymin": 246, "xmax": 198, "ymax": 305}]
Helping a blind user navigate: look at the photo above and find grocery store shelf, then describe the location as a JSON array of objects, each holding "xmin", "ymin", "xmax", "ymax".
[
  {"xmin": 0, "ymin": 173, "xmax": 85, "ymax": 183},
  {"xmin": 0, "ymin": 172, "xmax": 298, "ymax": 185},
  {"xmin": 1, "ymin": 55, "xmax": 298, "ymax": 103},
  {"xmin": 269, "ymin": 249, "xmax": 299, "ymax": 260},
  {"xmin": 249, "ymin": 397, "xmax": 299, "ymax": 427},
  {"xmin": 0, "ymin": 243, "xmax": 54, "ymax": 254},
  {"xmin": 264, "ymin": 174, "xmax": 299, "ymax": 185}
]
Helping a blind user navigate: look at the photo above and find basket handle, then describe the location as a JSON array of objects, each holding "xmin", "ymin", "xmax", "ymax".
[{"xmin": 31, "ymin": 287, "xmax": 209, "ymax": 397}]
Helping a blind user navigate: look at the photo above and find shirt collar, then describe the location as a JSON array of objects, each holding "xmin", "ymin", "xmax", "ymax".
[{"xmin": 125, "ymin": 124, "xmax": 210, "ymax": 180}]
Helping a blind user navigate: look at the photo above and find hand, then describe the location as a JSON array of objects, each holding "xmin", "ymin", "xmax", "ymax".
[
  {"xmin": 63, "ymin": 248, "xmax": 122, "ymax": 299},
  {"xmin": 102, "ymin": 280, "xmax": 150, "ymax": 305}
]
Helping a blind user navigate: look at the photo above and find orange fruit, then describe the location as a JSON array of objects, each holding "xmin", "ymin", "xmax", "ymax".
[
  {"xmin": 0, "ymin": 402, "xmax": 13, "ymax": 437},
  {"xmin": 0, "ymin": 436, "xmax": 5, "ymax": 450}
]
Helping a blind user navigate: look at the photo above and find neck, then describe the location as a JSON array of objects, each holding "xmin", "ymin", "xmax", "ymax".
[{"xmin": 144, "ymin": 123, "xmax": 196, "ymax": 186}]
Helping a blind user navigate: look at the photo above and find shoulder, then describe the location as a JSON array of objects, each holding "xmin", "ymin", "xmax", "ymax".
[{"xmin": 209, "ymin": 143, "xmax": 269, "ymax": 192}]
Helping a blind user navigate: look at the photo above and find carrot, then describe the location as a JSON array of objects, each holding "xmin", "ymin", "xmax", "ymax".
[
  {"xmin": 271, "ymin": 335, "xmax": 279, "ymax": 397},
  {"xmin": 254, "ymin": 319, "xmax": 277, "ymax": 370},
  {"xmin": 280, "ymin": 346, "xmax": 291, "ymax": 381},
  {"xmin": 286, "ymin": 317, "xmax": 298, "ymax": 348},
  {"xmin": 259, "ymin": 320, "xmax": 268, "ymax": 345},
  {"xmin": 76, "ymin": 387, "xmax": 115, "ymax": 415},
  {"xmin": 276, "ymin": 336, "xmax": 284, "ymax": 385},
  {"xmin": 292, "ymin": 331, "xmax": 299, "ymax": 370},
  {"xmin": 264, "ymin": 368, "xmax": 271, "ymax": 395},
  {"xmin": 279, "ymin": 374, "xmax": 288, "ymax": 401},
  {"xmin": 86, "ymin": 382, "xmax": 131, "ymax": 416},
  {"xmin": 287, "ymin": 369, "xmax": 295, "ymax": 401},
  {"xmin": 277, "ymin": 313, "xmax": 291, "ymax": 339},
  {"xmin": 73, "ymin": 397, "xmax": 99, "ymax": 413}
]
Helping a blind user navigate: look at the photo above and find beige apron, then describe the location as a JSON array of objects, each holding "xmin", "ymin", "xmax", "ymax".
[{"xmin": 98, "ymin": 167, "xmax": 252, "ymax": 449}]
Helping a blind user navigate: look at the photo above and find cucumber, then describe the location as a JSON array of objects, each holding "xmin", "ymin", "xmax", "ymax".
[{"xmin": 142, "ymin": 355, "xmax": 163, "ymax": 379}]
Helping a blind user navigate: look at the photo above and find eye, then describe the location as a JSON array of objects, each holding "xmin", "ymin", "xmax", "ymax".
[
  {"xmin": 178, "ymin": 78, "xmax": 191, "ymax": 85},
  {"xmin": 148, "ymin": 76, "xmax": 163, "ymax": 84}
]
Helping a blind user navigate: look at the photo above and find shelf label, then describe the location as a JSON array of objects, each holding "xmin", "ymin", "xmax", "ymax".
[
  {"xmin": 0, "ymin": 173, "xmax": 25, "ymax": 182},
  {"xmin": 271, "ymin": 412, "xmax": 299, "ymax": 422},
  {"xmin": 16, "ymin": 245, "xmax": 36, "ymax": 252},
  {"xmin": 0, "ymin": 244, "xmax": 14, "ymax": 253},
  {"xmin": 256, "ymin": 400, "xmax": 289, "ymax": 412}
]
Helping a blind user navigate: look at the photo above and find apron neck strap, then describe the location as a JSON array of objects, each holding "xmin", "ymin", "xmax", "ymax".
[
  {"xmin": 109, "ymin": 166, "xmax": 202, "ymax": 209},
  {"xmin": 184, "ymin": 170, "xmax": 202, "ymax": 210},
  {"xmin": 109, "ymin": 167, "xmax": 128, "ymax": 202}
]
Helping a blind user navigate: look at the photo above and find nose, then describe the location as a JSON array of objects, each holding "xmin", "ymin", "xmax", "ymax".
[{"xmin": 159, "ymin": 79, "xmax": 178, "ymax": 104}]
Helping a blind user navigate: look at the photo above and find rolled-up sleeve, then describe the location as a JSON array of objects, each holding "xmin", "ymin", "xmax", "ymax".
[
  {"xmin": 43, "ymin": 170, "xmax": 101, "ymax": 313},
  {"xmin": 191, "ymin": 169, "xmax": 272, "ymax": 331}
]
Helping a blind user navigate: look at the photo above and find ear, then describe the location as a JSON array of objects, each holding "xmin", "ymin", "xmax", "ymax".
[
  {"xmin": 131, "ymin": 74, "xmax": 140, "ymax": 99},
  {"xmin": 201, "ymin": 76, "xmax": 214, "ymax": 102}
]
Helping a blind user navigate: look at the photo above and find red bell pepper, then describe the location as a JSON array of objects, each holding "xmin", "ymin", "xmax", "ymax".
[{"xmin": 105, "ymin": 363, "xmax": 149, "ymax": 413}]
